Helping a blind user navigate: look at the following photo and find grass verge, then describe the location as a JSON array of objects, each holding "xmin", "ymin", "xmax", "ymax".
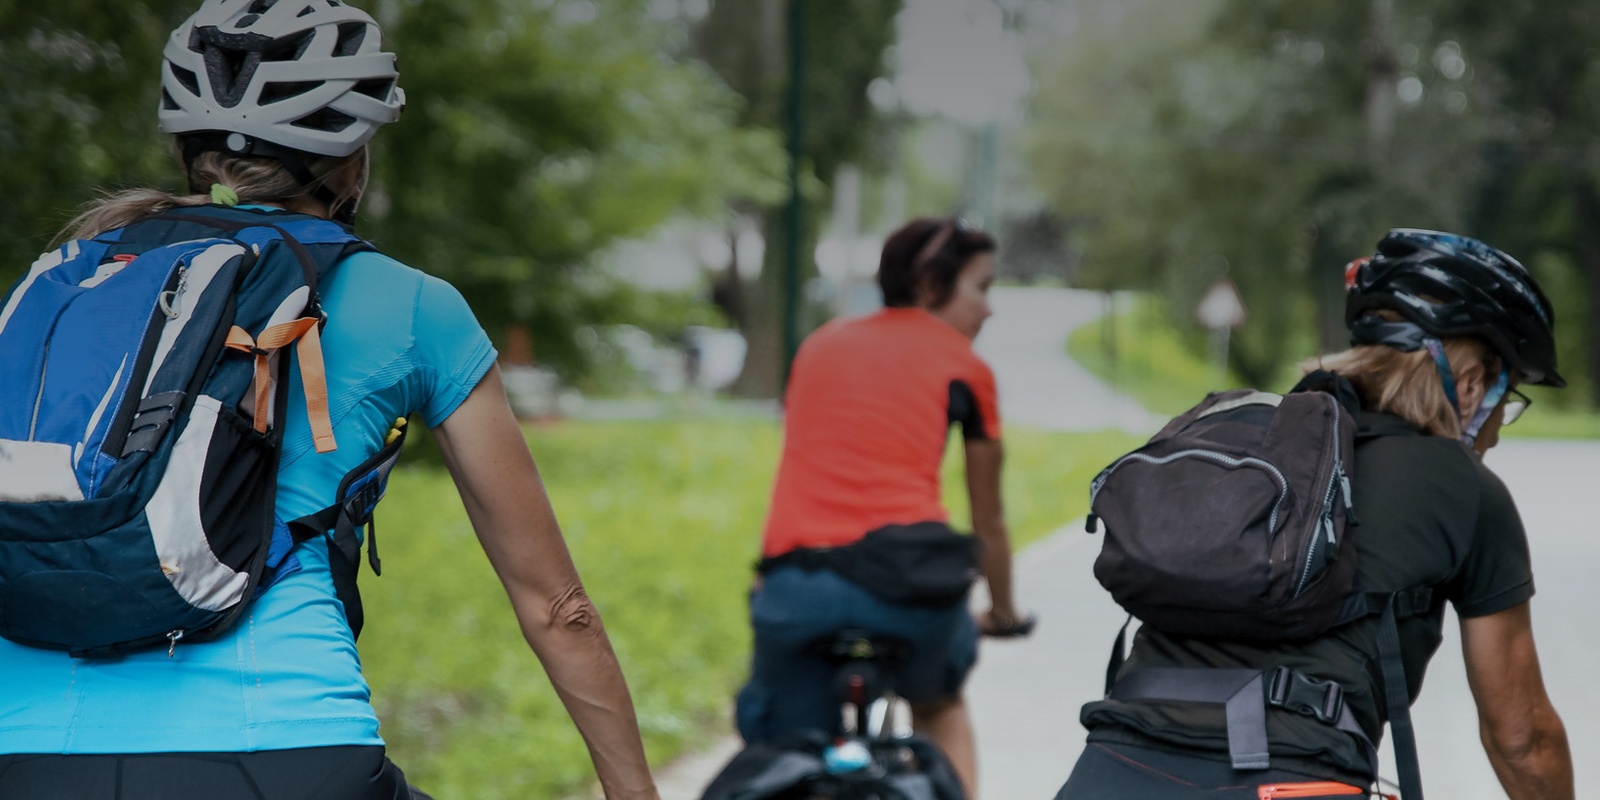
[
  {"xmin": 1066, "ymin": 293, "xmax": 1600, "ymax": 439},
  {"xmin": 359, "ymin": 417, "xmax": 1143, "ymax": 798}
]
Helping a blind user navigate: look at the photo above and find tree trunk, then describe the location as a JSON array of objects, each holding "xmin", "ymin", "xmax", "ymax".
[
  {"xmin": 1309, "ymin": 224, "xmax": 1353, "ymax": 354},
  {"xmin": 1363, "ymin": 0, "xmax": 1397, "ymax": 164},
  {"xmin": 730, "ymin": 212, "xmax": 790, "ymax": 398},
  {"xmin": 1568, "ymin": 176, "xmax": 1600, "ymax": 401}
]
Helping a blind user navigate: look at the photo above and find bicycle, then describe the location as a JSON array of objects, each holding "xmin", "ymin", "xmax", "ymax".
[
  {"xmin": 801, "ymin": 629, "xmax": 966, "ymax": 800},
  {"xmin": 701, "ymin": 616, "xmax": 1036, "ymax": 800}
]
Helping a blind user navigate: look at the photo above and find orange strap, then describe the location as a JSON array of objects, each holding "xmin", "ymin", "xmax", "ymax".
[
  {"xmin": 1257, "ymin": 782, "xmax": 1366, "ymax": 799},
  {"xmin": 224, "ymin": 317, "xmax": 338, "ymax": 453}
]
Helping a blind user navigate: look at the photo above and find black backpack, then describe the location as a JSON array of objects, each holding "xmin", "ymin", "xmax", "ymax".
[
  {"xmin": 1086, "ymin": 374, "xmax": 1432, "ymax": 800},
  {"xmin": 1088, "ymin": 386, "xmax": 1357, "ymax": 641}
]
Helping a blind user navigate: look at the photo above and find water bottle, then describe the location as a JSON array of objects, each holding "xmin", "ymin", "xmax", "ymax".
[{"xmin": 822, "ymin": 738, "xmax": 873, "ymax": 774}]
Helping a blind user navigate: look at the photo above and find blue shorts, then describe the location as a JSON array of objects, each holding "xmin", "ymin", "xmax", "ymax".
[{"xmin": 735, "ymin": 566, "xmax": 979, "ymax": 743}]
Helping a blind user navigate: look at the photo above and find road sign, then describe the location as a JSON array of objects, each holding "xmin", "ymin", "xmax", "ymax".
[{"xmin": 1197, "ymin": 280, "xmax": 1247, "ymax": 330}]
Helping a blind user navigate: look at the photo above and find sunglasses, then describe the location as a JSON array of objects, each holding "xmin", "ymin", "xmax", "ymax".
[{"xmin": 1501, "ymin": 387, "xmax": 1531, "ymax": 426}]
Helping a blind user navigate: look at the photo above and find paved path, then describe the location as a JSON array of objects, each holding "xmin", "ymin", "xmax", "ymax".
[
  {"xmin": 967, "ymin": 438, "xmax": 1600, "ymax": 799},
  {"xmin": 971, "ymin": 287, "xmax": 1166, "ymax": 435},
  {"xmin": 655, "ymin": 287, "xmax": 1600, "ymax": 798}
]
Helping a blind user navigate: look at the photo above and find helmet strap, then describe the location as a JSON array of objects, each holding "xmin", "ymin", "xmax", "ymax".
[
  {"xmin": 1420, "ymin": 338, "xmax": 1460, "ymax": 411},
  {"xmin": 1421, "ymin": 337, "xmax": 1510, "ymax": 447},
  {"xmin": 1460, "ymin": 369, "xmax": 1510, "ymax": 448}
]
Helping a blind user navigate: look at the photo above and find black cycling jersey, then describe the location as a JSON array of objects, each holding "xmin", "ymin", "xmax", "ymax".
[{"xmin": 1080, "ymin": 411, "xmax": 1535, "ymax": 785}]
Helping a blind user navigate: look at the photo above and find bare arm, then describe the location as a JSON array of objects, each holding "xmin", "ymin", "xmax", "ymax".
[
  {"xmin": 1460, "ymin": 602, "xmax": 1572, "ymax": 800},
  {"xmin": 432, "ymin": 366, "xmax": 658, "ymax": 800},
  {"xmin": 964, "ymin": 436, "xmax": 1019, "ymax": 633}
]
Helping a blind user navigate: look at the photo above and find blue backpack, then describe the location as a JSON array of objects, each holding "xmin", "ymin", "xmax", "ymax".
[{"xmin": 0, "ymin": 205, "xmax": 405, "ymax": 657}]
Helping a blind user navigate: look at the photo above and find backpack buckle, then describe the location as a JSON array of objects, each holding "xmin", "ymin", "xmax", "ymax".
[{"xmin": 1267, "ymin": 666, "xmax": 1344, "ymax": 724}]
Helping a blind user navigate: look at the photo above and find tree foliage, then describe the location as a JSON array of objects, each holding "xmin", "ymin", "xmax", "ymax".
[
  {"xmin": 1, "ymin": 0, "xmax": 784, "ymax": 379},
  {"xmin": 0, "ymin": 1, "xmax": 195, "ymax": 271},
  {"xmin": 1027, "ymin": 0, "xmax": 1598, "ymax": 402},
  {"xmin": 693, "ymin": 0, "xmax": 903, "ymax": 397}
]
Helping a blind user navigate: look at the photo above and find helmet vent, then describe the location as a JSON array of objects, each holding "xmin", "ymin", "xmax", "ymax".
[
  {"xmin": 333, "ymin": 22, "xmax": 366, "ymax": 57},
  {"xmin": 248, "ymin": 0, "xmax": 279, "ymax": 13},
  {"xmin": 260, "ymin": 80, "xmax": 320, "ymax": 105},
  {"xmin": 291, "ymin": 107, "xmax": 356, "ymax": 132},
  {"xmin": 161, "ymin": 89, "xmax": 180, "ymax": 111},
  {"xmin": 352, "ymin": 77, "xmax": 394, "ymax": 101},
  {"xmin": 170, "ymin": 65, "xmax": 202, "ymax": 97},
  {"xmin": 298, "ymin": 6, "xmax": 315, "ymax": 16},
  {"xmin": 260, "ymin": 30, "xmax": 315, "ymax": 62}
]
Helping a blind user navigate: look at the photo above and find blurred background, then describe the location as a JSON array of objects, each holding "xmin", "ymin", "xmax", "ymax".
[
  {"xmin": 7, "ymin": 0, "xmax": 1599, "ymax": 414},
  {"xmin": 8, "ymin": 1, "xmax": 1600, "ymax": 797}
]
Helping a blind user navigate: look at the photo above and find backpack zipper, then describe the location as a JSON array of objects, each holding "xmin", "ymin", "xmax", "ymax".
[
  {"xmin": 1090, "ymin": 448, "xmax": 1291, "ymax": 532},
  {"xmin": 1293, "ymin": 394, "xmax": 1351, "ymax": 597},
  {"xmin": 28, "ymin": 342, "xmax": 49, "ymax": 440}
]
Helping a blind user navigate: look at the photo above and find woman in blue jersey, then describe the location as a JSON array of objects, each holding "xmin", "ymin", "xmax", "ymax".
[{"xmin": 0, "ymin": 2, "xmax": 659, "ymax": 798}]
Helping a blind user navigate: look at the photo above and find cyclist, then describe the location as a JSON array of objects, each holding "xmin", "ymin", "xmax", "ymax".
[
  {"xmin": 1056, "ymin": 230, "xmax": 1574, "ymax": 799},
  {"xmin": 737, "ymin": 216, "xmax": 1030, "ymax": 798},
  {"xmin": 0, "ymin": 2, "xmax": 658, "ymax": 798}
]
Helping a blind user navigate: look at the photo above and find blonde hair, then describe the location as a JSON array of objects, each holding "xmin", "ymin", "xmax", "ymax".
[
  {"xmin": 1302, "ymin": 312, "xmax": 1499, "ymax": 438},
  {"xmin": 60, "ymin": 146, "xmax": 367, "ymax": 242}
]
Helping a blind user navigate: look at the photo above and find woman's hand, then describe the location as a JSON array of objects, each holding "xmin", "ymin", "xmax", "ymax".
[{"xmin": 978, "ymin": 609, "xmax": 1037, "ymax": 638}]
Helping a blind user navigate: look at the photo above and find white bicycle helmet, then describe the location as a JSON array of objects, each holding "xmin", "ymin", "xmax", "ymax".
[{"xmin": 159, "ymin": 0, "xmax": 405, "ymax": 158}]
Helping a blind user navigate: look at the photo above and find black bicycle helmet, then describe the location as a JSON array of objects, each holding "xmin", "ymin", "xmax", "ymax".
[{"xmin": 1345, "ymin": 228, "xmax": 1564, "ymax": 387}]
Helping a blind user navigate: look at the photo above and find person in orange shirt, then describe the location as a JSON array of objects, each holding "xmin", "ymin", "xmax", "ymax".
[{"xmin": 736, "ymin": 217, "xmax": 1030, "ymax": 796}]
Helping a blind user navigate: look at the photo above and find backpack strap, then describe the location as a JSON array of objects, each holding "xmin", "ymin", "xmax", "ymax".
[
  {"xmin": 147, "ymin": 207, "xmax": 368, "ymax": 454},
  {"xmin": 1289, "ymin": 370, "xmax": 1362, "ymax": 417},
  {"xmin": 1373, "ymin": 592, "xmax": 1427, "ymax": 800},
  {"xmin": 287, "ymin": 417, "xmax": 409, "ymax": 639},
  {"xmin": 1104, "ymin": 587, "xmax": 1433, "ymax": 788},
  {"xmin": 1108, "ymin": 665, "xmax": 1376, "ymax": 773}
]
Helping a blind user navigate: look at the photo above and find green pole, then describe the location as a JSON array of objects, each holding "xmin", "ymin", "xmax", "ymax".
[{"xmin": 782, "ymin": 0, "xmax": 806, "ymax": 389}]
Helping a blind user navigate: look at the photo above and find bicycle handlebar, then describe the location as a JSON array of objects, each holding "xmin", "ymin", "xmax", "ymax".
[{"xmin": 984, "ymin": 612, "xmax": 1038, "ymax": 638}]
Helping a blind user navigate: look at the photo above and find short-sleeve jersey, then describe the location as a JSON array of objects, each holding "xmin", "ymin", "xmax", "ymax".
[
  {"xmin": 761, "ymin": 307, "xmax": 1001, "ymax": 558},
  {"xmin": 1080, "ymin": 411, "xmax": 1536, "ymax": 784},
  {"xmin": 0, "ymin": 248, "xmax": 498, "ymax": 754}
]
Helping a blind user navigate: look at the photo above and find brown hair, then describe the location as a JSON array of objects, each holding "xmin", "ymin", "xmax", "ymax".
[
  {"xmin": 59, "ymin": 146, "xmax": 367, "ymax": 242},
  {"xmin": 877, "ymin": 217, "xmax": 996, "ymax": 309},
  {"xmin": 1303, "ymin": 312, "xmax": 1499, "ymax": 438}
]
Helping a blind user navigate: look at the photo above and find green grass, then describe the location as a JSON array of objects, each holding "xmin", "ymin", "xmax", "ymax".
[
  {"xmin": 357, "ymin": 418, "xmax": 1143, "ymax": 799},
  {"xmin": 1067, "ymin": 294, "xmax": 1600, "ymax": 439},
  {"xmin": 1065, "ymin": 294, "xmax": 1253, "ymax": 415}
]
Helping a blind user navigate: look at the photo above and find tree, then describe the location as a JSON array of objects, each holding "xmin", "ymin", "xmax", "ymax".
[
  {"xmin": 0, "ymin": 1, "xmax": 195, "ymax": 282},
  {"xmin": 1428, "ymin": 0, "xmax": 1600, "ymax": 404},
  {"xmin": 1026, "ymin": 0, "xmax": 1502, "ymax": 387},
  {"xmin": 693, "ymin": 0, "xmax": 903, "ymax": 398},
  {"xmin": 2, "ymin": 0, "xmax": 785, "ymax": 381}
]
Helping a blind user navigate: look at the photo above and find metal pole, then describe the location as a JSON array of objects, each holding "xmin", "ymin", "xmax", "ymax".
[{"xmin": 782, "ymin": 0, "xmax": 806, "ymax": 388}]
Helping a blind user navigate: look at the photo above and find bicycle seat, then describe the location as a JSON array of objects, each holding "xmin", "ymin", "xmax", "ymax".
[
  {"xmin": 814, "ymin": 629, "xmax": 914, "ymax": 666},
  {"xmin": 808, "ymin": 629, "xmax": 915, "ymax": 710}
]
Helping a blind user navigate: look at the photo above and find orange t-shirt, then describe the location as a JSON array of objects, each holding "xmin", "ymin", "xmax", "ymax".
[{"xmin": 761, "ymin": 307, "xmax": 1002, "ymax": 558}]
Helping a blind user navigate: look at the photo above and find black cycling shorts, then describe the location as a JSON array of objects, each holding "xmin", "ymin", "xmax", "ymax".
[{"xmin": 0, "ymin": 745, "xmax": 432, "ymax": 800}]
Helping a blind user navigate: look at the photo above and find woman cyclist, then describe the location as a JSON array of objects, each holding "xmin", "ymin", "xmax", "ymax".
[
  {"xmin": 736, "ymin": 217, "xmax": 1032, "ymax": 798},
  {"xmin": 1057, "ymin": 229, "xmax": 1574, "ymax": 799},
  {"xmin": 0, "ymin": 1, "xmax": 658, "ymax": 798}
]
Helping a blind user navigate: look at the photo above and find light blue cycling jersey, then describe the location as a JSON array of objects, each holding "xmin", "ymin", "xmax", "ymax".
[{"xmin": 0, "ymin": 244, "xmax": 497, "ymax": 754}]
